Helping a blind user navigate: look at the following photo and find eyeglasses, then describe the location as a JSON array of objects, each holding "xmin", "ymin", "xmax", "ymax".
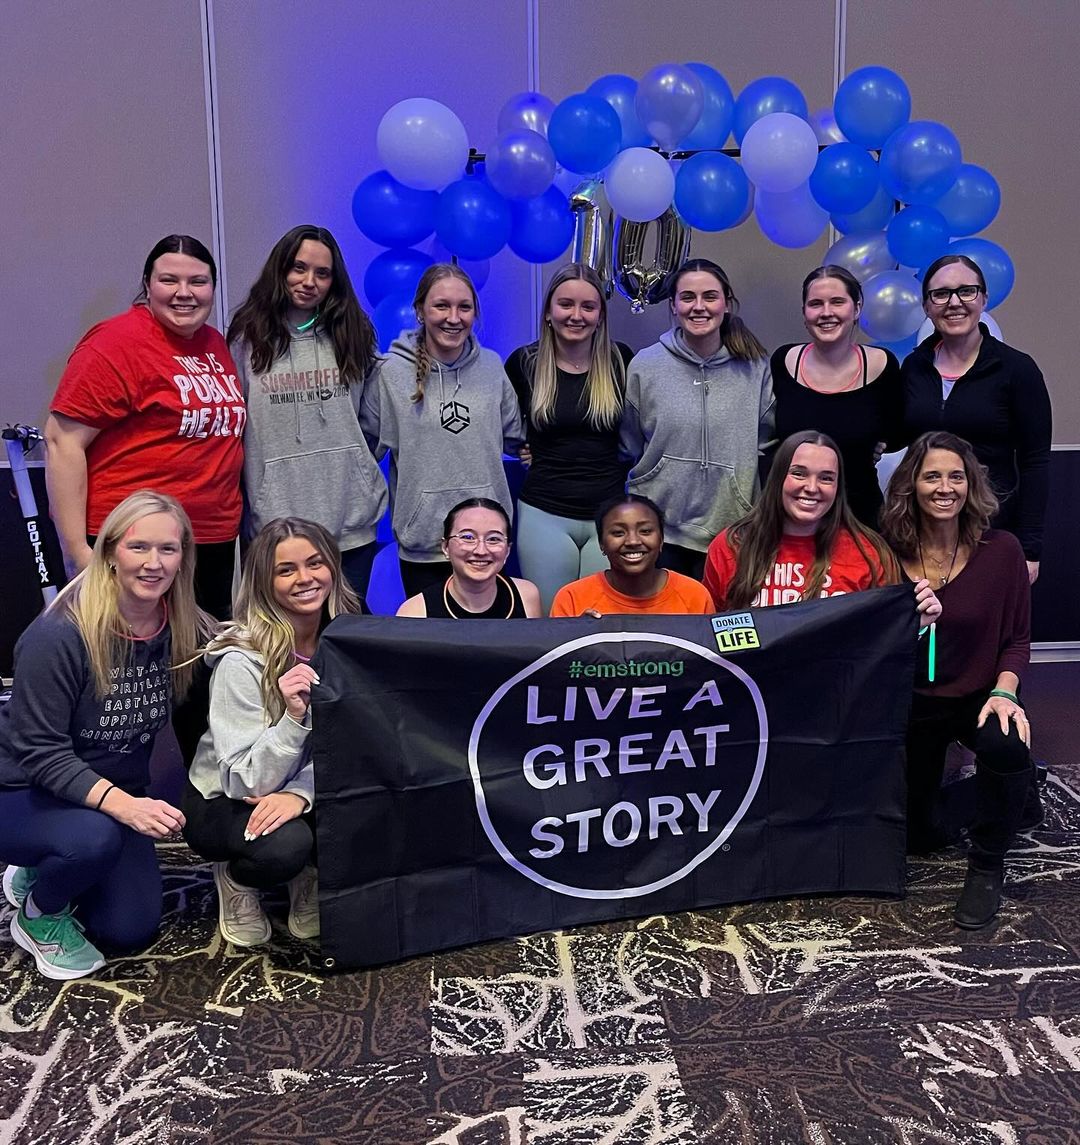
[
  {"xmin": 447, "ymin": 531, "xmax": 509, "ymax": 549},
  {"xmin": 926, "ymin": 284, "xmax": 983, "ymax": 305}
]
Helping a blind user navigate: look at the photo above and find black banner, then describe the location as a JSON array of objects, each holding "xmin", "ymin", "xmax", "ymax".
[{"xmin": 313, "ymin": 585, "xmax": 917, "ymax": 969}]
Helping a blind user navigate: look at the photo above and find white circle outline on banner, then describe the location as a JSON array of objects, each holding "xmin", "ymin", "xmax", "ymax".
[{"xmin": 467, "ymin": 630, "xmax": 769, "ymax": 900}]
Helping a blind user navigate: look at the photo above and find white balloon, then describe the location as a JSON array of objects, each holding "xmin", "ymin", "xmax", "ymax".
[
  {"xmin": 604, "ymin": 147, "xmax": 675, "ymax": 222},
  {"xmin": 917, "ymin": 311, "xmax": 1003, "ymax": 343},
  {"xmin": 741, "ymin": 112, "xmax": 818, "ymax": 193}
]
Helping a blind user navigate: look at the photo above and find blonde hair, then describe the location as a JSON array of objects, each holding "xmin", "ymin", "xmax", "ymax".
[
  {"xmin": 207, "ymin": 518, "xmax": 360, "ymax": 722},
  {"xmin": 410, "ymin": 263, "xmax": 479, "ymax": 403},
  {"xmin": 48, "ymin": 490, "xmax": 216, "ymax": 699},
  {"xmin": 524, "ymin": 262, "xmax": 624, "ymax": 429}
]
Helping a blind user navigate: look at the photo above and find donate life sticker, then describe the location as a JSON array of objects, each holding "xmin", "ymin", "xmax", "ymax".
[{"xmin": 468, "ymin": 631, "xmax": 768, "ymax": 900}]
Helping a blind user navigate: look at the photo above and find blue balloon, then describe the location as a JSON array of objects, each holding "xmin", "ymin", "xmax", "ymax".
[
  {"xmin": 831, "ymin": 183, "xmax": 895, "ymax": 234},
  {"xmin": 732, "ymin": 76, "xmax": 808, "ymax": 145},
  {"xmin": 509, "ymin": 186, "xmax": 575, "ymax": 263},
  {"xmin": 833, "ymin": 66, "xmax": 911, "ymax": 148},
  {"xmin": 755, "ymin": 184, "xmax": 829, "ymax": 249},
  {"xmin": 946, "ymin": 237, "xmax": 1015, "ymax": 309},
  {"xmin": 547, "ymin": 94, "xmax": 622, "ymax": 174},
  {"xmin": 435, "ymin": 178, "xmax": 513, "ymax": 260},
  {"xmin": 679, "ymin": 63, "xmax": 735, "ymax": 149},
  {"xmin": 886, "ymin": 206, "xmax": 950, "ymax": 270},
  {"xmin": 809, "ymin": 143, "xmax": 879, "ymax": 213},
  {"xmin": 351, "ymin": 171, "xmax": 438, "ymax": 247},
  {"xmin": 879, "ymin": 120, "xmax": 962, "ymax": 206},
  {"xmin": 875, "ymin": 332, "xmax": 918, "ymax": 359},
  {"xmin": 363, "ymin": 248, "xmax": 434, "ymax": 309},
  {"xmin": 932, "ymin": 163, "xmax": 1001, "ymax": 236},
  {"xmin": 429, "ymin": 237, "xmax": 490, "ymax": 291},
  {"xmin": 586, "ymin": 74, "xmax": 651, "ymax": 148},
  {"xmin": 372, "ymin": 291, "xmax": 416, "ymax": 352},
  {"xmin": 674, "ymin": 152, "xmax": 749, "ymax": 230}
]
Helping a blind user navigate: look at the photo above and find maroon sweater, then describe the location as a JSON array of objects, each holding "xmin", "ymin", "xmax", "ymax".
[{"xmin": 913, "ymin": 529, "xmax": 1030, "ymax": 698}]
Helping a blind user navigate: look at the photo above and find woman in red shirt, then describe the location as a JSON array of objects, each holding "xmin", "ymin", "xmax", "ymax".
[{"xmin": 45, "ymin": 235, "xmax": 244, "ymax": 621}]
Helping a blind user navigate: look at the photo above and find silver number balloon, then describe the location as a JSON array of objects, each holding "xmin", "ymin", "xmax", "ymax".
[
  {"xmin": 613, "ymin": 208, "xmax": 691, "ymax": 313},
  {"xmin": 569, "ymin": 179, "xmax": 614, "ymax": 296}
]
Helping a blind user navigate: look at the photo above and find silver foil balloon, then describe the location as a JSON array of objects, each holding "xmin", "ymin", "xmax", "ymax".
[
  {"xmin": 570, "ymin": 179, "xmax": 614, "ymax": 296},
  {"xmin": 824, "ymin": 230, "xmax": 895, "ymax": 282},
  {"xmin": 613, "ymin": 208, "xmax": 691, "ymax": 313}
]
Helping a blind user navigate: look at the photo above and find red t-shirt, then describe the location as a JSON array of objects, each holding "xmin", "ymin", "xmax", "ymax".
[
  {"xmin": 550, "ymin": 570, "xmax": 715, "ymax": 616},
  {"xmin": 704, "ymin": 527, "xmax": 886, "ymax": 609},
  {"xmin": 51, "ymin": 305, "xmax": 245, "ymax": 542}
]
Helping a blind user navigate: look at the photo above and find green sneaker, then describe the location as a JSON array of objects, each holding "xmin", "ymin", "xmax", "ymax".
[
  {"xmin": 10, "ymin": 904, "xmax": 106, "ymax": 980},
  {"xmin": 3, "ymin": 865, "xmax": 36, "ymax": 909}
]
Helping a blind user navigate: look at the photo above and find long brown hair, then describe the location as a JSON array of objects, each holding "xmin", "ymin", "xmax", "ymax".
[
  {"xmin": 523, "ymin": 263, "xmax": 624, "ymax": 428},
  {"xmin": 410, "ymin": 263, "xmax": 480, "ymax": 403},
  {"xmin": 227, "ymin": 225, "xmax": 376, "ymax": 385},
  {"xmin": 208, "ymin": 518, "xmax": 360, "ymax": 722},
  {"xmin": 879, "ymin": 431, "xmax": 998, "ymax": 559},
  {"xmin": 724, "ymin": 431, "xmax": 898, "ymax": 608},
  {"xmin": 49, "ymin": 490, "xmax": 217, "ymax": 700},
  {"xmin": 666, "ymin": 258, "xmax": 767, "ymax": 361}
]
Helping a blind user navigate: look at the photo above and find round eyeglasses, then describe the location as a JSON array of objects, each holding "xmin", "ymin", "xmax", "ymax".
[{"xmin": 447, "ymin": 531, "xmax": 509, "ymax": 550}]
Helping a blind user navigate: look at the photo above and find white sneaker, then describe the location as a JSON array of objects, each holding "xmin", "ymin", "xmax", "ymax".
[
  {"xmin": 213, "ymin": 862, "xmax": 270, "ymax": 947},
  {"xmin": 287, "ymin": 865, "xmax": 320, "ymax": 940}
]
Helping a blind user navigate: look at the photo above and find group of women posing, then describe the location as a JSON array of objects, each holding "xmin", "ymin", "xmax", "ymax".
[{"xmin": 2, "ymin": 230, "xmax": 1050, "ymax": 982}]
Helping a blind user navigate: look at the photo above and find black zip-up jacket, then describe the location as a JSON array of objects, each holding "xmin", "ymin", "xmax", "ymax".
[{"xmin": 901, "ymin": 324, "xmax": 1052, "ymax": 561}]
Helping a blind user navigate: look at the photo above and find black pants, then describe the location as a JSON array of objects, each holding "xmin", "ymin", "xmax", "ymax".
[
  {"xmin": 399, "ymin": 558, "xmax": 452, "ymax": 599},
  {"xmin": 906, "ymin": 691, "xmax": 1032, "ymax": 870},
  {"xmin": 181, "ymin": 782, "xmax": 314, "ymax": 890},
  {"xmin": 658, "ymin": 542, "xmax": 707, "ymax": 582}
]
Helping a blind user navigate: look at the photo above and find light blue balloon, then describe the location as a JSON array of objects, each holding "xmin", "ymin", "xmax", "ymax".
[
  {"xmin": 586, "ymin": 74, "xmax": 651, "ymax": 148},
  {"xmin": 809, "ymin": 143, "xmax": 879, "ymax": 213},
  {"xmin": 372, "ymin": 291, "xmax": 416, "ymax": 352},
  {"xmin": 732, "ymin": 76, "xmax": 808, "ymax": 145},
  {"xmin": 376, "ymin": 98, "xmax": 469, "ymax": 191},
  {"xmin": 879, "ymin": 120, "xmax": 962, "ymax": 206},
  {"xmin": 351, "ymin": 171, "xmax": 438, "ymax": 247},
  {"xmin": 859, "ymin": 270, "xmax": 924, "ymax": 342},
  {"xmin": 674, "ymin": 152, "xmax": 749, "ymax": 230},
  {"xmin": 679, "ymin": 63, "xmax": 734, "ymax": 149},
  {"xmin": 635, "ymin": 62, "xmax": 704, "ymax": 150},
  {"xmin": 604, "ymin": 147, "xmax": 675, "ymax": 222},
  {"xmin": 741, "ymin": 112, "xmax": 818, "ymax": 193},
  {"xmin": 509, "ymin": 186, "xmax": 575, "ymax": 263},
  {"xmin": 548, "ymin": 94, "xmax": 622, "ymax": 174},
  {"xmin": 833, "ymin": 66, "xmax": 911, "ymax": 148},
  {"xmin": 932, "ymin": 164, "xmax": 1001, "ymax": 236},
  {"xmin": 486, "ymin": 129, "xmax": 556, "ymax": 200},
  {"xmin": 435, "ymin": 178, "xmax": 512, "ymax": 260},
  {"xmin": 363, "ymin": 248, "xmax": 434, "ymax": 309},
  {"xmin": 831, "ymin": 183, "xmax": 895, "ymax": 234},
  {"xmin": 497, "ymin": 91, "xmax": 556, "ymax": 138},
  {"xmin": 946, "ymin": 237, "xmax": 1015, "ymax": 308},
  {"xmin": 886, "ymin": 206, "xmax": 951, "ymax": 269},
  {"xmin": 755, "ymin": 184, "xmax": 828, "ymax": 248}
]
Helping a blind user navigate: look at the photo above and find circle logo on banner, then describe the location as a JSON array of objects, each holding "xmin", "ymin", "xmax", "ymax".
[{"xmin": 468, "ymin": 632, "xmax": 767, "ymax": 899}]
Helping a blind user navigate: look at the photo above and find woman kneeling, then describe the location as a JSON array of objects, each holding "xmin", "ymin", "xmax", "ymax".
[{"xmin": 184, "ymin": 518, "xmax": 360, "ymax": 946}]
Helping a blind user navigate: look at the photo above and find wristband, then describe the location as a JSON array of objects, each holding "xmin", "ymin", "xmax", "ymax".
[
  {"xmin": 94, "ymin": 783, "xmax": 116, "ymax": 811},
  {"xmin": 990, "ymin": 688, "xmax": 1018, "ymax": 703}
]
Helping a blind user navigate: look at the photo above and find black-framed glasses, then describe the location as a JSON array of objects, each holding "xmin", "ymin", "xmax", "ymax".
[
  {"xmin": 448, "ymin": 531, "xmax": 509, "ymax": 549},
  {"xmin": 927, "ymin": 284, "xmax": 983, "ymax": 305}
]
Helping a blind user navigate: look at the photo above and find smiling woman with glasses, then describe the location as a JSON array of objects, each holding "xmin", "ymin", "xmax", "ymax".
[
  {"xmin": 902, "ymin": 254, "xmax": 1052, "ymax": 585},
  {"xmin": 396, "ymin": 499, "xmax": 542, "ymax": 618}
]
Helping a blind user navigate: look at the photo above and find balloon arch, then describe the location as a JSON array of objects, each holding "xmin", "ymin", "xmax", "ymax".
[{"xmin": 351, "ymin": 65, "xmax": 1009, "ymax": 352}]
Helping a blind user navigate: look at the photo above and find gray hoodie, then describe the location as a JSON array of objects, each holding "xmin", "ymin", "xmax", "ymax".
[
  {"xmin": 620, "ymin": 329, "xmax": 775, "ymax": 552},
  {"xmin": 362, "ymin": 331, "xmax": 525, "ymax": 562},
  {"xmin": 188, "ymin": 645, "xmax": 313, "ymax": 808},
  {"xmin": 233, "ymin": 329, "xmax": 387, "ymax": 550}
]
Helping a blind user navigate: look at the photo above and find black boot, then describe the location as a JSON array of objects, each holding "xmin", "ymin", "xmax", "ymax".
[
  {"xmin": 954, "ymin": 862, "xmax": 1004, "ymax": 929},
  {"xmin": 1018, "ymin": 762, "xmax": 1046, "ymax": 831}
]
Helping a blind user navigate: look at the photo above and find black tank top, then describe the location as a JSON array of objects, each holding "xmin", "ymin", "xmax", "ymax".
[{"xmin": 421, "ymin": 575, "xmax": 528, "ymax": 618}]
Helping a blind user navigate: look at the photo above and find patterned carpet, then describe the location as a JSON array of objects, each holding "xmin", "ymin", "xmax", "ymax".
[{"xmin": 4, "ymin": 766, "xmax": 1080, "ymax": 1145}]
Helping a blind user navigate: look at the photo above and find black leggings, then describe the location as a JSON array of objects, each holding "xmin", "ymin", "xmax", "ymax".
[
  {"xmin": 181, "ymin": 782, "xmax": 314, "ymax": 890},
  {"xmin": 906, "ymin": 691, "xmax": 1032, "ymax": 869},
  {"xmin": 657, "ymin": 542, "xmax": 707, "ymax": 582}
]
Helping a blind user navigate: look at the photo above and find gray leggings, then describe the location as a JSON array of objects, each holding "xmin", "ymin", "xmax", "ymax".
[{"xmin": 516, "ymin": 500, "xmax": 608, "ymax": 615}]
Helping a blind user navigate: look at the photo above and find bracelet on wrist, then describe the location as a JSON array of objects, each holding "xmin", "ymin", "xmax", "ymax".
[
  {"xmin": 94, "ymin": 783, "xmax": 116, "ymax": 811},
  {"xmin": 989, "ymin": 688, "xmax": 1018, "ymax": 703}
]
